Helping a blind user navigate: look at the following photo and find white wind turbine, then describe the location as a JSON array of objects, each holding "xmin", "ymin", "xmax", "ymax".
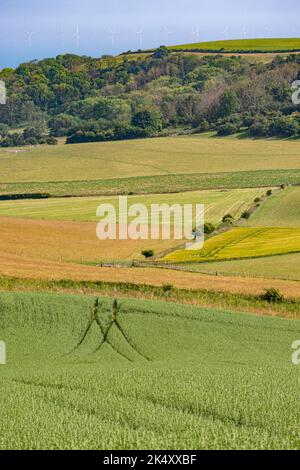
[
  {"xmin": 25, "ymin": 31, "xmax": 35, "ymax": 49},
  {"xmin": 108, "ymin": 27, "xmax": 118, "ymax": 48},
  {"xmin": 73, "ymin": 25, "xmax": 80, "ymax": 49},
  {"xmin": 191, "ymin": 25, "xmax": 200, "ymax": 43},
  {"xmin": 265, "ymin": 26, "xmax": 273, "ymax": 37},
  {"xmin": 162, "ymin": 25, "xmax": 173, "ymax": 44},
  {"xmin": 291, "ymin": 25, "xmax": 298, "ymax": 37},
  {"xmin": 60, "ymin": 24, "xmax": 65, "ymax": 48},
  {"xmin": 221, "ymin": 25, "xmax": 230, "ymax": 40},
  {"xmin": 242, "ymin": 24, "xmax": 247, "ymax": 39},
  {"xmin": 136, "ymin": 28, "xmax": 144, "ymax": 49}
]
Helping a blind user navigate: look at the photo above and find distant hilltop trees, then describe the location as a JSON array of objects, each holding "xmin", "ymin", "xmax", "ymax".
[{"xmin": 1, "ymin": 50, "xmax": 300, "ymax": 147}]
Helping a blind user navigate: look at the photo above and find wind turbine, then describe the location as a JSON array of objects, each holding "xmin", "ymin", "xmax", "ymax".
[
  {"xmin": 60, "ymin": 24, "xmax": 65, "ymax": 49},
  {"xmin": 291, "ymin": 25, "xmax": 298, "ymax": 37},
  {"xmin": 136, "ymin": 28, "xmax": 144, "ymax": 49},
  {"xmin": 191, "ymin": 25, "xmax": 200, "ymax": 43},
  {"xmin": 221, "ymin": 25, "xmax": 230, "ymax": 40},
  {"xmin": 242, "ymin": 24, "xmax": 247, "ymax": 39},
  {"xmin": 162, "ymin": 25, "xmax": 173, "ymax": 44},
  {"xmin": 25, "ymin": 31, "xmax": 35, "ymax": 49},
  {"xmin": 73, "ymin": 25, "xmax": 80, "ymax": 49},
  {"xmin": 265, "ymin": 26, "xmax": 273, "ymax": 37},
  {"xmin": 108, "ymin": 27, "xmax": 118, "ymax": 48}
]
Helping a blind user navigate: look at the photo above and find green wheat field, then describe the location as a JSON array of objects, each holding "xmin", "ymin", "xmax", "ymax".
[{"xmin": 0, "ymin": 291, "xmax": 299, "ymax": 450}]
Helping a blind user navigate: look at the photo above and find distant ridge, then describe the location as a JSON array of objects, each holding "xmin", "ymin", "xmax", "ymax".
[{"xmin": 168, "ymin": 38, "xmax": 300, "ymax": 53}]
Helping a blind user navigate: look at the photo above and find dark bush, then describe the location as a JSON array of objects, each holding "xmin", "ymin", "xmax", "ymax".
[
  {"xmin": 217, "ymin": 123, "xmax": 240, "ymax": 136},
  {"xmin": 162, "ymin": 283, "xmax": 173, "ymax": 292},
  {"xmin": 204, "ymin": 223, "xmax": 215, "ymax": 234},
  {"xmin": 141, "ymin": 249, "xmax": 155, "ymax": 259},
  {"xmin": 261, "ymin": 288, "xmax": 284, "ymax": 303},
  {"xmin": 241, "ymin": 211, "xmax": 251, "ymax": 219},
  {"xmin": 222, "ymin": 214, "xmax": 234, "ymax": 223}
]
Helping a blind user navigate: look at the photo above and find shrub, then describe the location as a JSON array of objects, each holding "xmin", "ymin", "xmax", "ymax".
[
  {"xmin": 217, "ymin": 123, "xmax": 240, "ymax": 136},
  {"xmin": 46, "ymin": 136, "xmax": 58, "ymax": 145},
  {"xmin": 261, "ymin": 288, "xmax": 284, "ymax": 303},
  {"xmin": 241, "ymin": 211, "xmax": 251, "ymax": 219},
  {"xmin": 162, "ymin": 283, "xmax": 173, "ymax": 292},
  {"xmin": 254, "ymin": 197, "xmax": 261, "ymax": 203},
  {"xmin": 141, "ymin": 249, "xmax": 155, "ymax": 259},
  {"xmin": 222, "ymin": 214, "xmax": 234, "ymax": 223},
  {"xmin": 153, "ymin": 46, "xmax": 169, "ymax": 59},
  {"xmin": 266, "ymin": 190, "xmax": 272, "ymax": 196},
  {"xmin": 204, "ymin": 223, "xmax": 215, "ymax": 234}
]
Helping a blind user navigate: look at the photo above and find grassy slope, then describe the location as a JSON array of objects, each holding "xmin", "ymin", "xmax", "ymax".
[
  {"xmin": 170, "ymin": 38, "xmax": 300, "ymax": 52},
  {"xmin": 0, "ymin": 188, "xmax": 264, "ymax": 224},
  {"xmin": 164, "ymin": 227, "xmax": 300, "ymax": 263},
  {"xmin": 180, "ymin": 253, "xmax": 300, "ymax": 281},
  {"xmin": 0, "ymin": 291, "xmax": 299, "ymax": 450},
  {"xmin": 178, "ymin": 186, "xmax": 300, "ymax": 279},
  {"xmin": 1, "ymin": 136, "xmax": 300, "ymax": 184},
  {"xmin": 245, "ymin": 186, "xmax": 300, "ymax": 227}
]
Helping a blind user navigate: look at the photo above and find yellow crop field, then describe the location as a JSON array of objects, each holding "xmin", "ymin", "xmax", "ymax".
[{"xmin": 164, "ymin": 227, "xmax": 300, "ymax": 263}]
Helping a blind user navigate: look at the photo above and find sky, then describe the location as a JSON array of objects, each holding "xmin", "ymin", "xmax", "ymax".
[{"xmin": 0, "ymin": 0, "xmax": 299, "ymax": 68}]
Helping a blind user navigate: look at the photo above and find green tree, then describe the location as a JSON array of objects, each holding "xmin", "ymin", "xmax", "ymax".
[
  {"xmin": 48, "ymin": 114, "xmax": 81, "ymax": 137},
  {"xmin": 132, "ymin": 110, "xmax": 162, "ymax": 135},
  {"xmin": 153, "ymin": 46, "xmax": 169, "ymax": 59},
  {"xmin": 217, "ymin": 90, "xmax": 240, "ymax": 119}
]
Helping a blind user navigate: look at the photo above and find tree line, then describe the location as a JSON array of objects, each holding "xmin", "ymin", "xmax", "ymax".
[{"xmin": 1, "ymin": 47, "xmax": 300, "ymax": 147}]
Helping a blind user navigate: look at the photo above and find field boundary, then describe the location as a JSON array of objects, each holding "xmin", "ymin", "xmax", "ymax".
[{"xmin": 0, "ymin": 275, "xmax": 299, "ymax": 318}]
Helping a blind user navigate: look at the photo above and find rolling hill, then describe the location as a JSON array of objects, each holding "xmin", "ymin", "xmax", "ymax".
[
  {"xmin": 169, "ymin": 38, "xmax": 300, "ymax": 53},
  {"xmin": 245, "ymin": 186, "xmax": 300, "ymax": 227}
]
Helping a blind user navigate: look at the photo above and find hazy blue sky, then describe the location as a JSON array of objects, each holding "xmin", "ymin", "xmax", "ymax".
[{"xmin": 0, "ymin": 0, "xmax": 299, "ymax": 68}]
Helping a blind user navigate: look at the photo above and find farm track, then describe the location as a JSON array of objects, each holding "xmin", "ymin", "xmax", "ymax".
[{"xmin": 70, "ymin": 298, "xmax": 151, "ymax": 362}]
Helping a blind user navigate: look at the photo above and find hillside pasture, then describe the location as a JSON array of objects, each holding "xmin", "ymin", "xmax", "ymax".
[
  {"xmin": 245, "ymin": 186, "xmax": 300, "ymax": 227},
  {"xmin": 0, "ymin": 188, "xmax": 271, "ymax": 224},
  {"xmin": 179, "ymin": 253, "xmax": 300, "ymax": 281},
  {"xmin": 1, "ymin": 136, "xmax": 300, "ymax": 184},
  {"xmin": 170, "ymin": 38, "xmax": 300, "ymax": 52}
]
